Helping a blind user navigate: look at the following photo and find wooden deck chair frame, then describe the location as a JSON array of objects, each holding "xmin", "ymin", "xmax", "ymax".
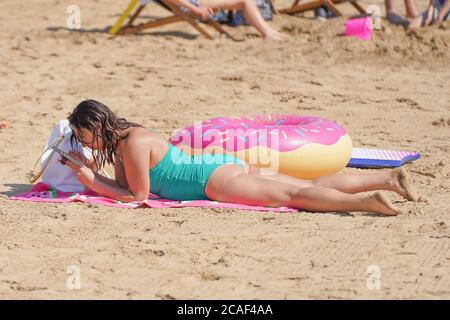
[
  {"xmin": 279, "ymin": 0, "xmax": 366, "ymax": 16},
  {"xmin": 109, "ymin": 0, "xmax": 243, "ymax": 41}
]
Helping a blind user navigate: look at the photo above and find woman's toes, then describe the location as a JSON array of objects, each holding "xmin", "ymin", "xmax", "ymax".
[
  {"xmin": 264, "ymin": 32, "xmax": 289, "ymax": 42},
  {"xmin": 397, "ymin": 168, "xmax": 419, "ymax": 202},
  {"xmin": 373, "ymin": 192, "xmax": 404, "ymax": 216}
]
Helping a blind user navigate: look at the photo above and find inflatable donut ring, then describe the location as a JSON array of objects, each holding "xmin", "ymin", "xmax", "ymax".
[{"xmin": 170, "ymin": 114, "xmax": 352, "ymax": 179}]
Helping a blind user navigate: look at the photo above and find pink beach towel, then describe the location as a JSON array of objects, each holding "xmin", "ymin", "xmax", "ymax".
[{"xmin": 9, "ymin": 182, "xmax": 298, "ymax": 212}]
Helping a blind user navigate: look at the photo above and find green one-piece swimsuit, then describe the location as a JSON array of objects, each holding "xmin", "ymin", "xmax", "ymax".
[{"xmin": 149, "ymin": 144, "xmax": 245, "ymax": 200}]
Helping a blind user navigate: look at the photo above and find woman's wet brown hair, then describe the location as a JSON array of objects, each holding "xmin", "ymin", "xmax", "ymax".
[{"xmin": 68, "ymin": 99, "xmax": 142, "ymax": 169}]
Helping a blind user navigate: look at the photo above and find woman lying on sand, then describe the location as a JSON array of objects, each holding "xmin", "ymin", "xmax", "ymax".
[
  {"xmin": 63, "ymin": 100, "xmax": 419, "ymax": 216},
  {"xmin": 166, "ymin": 0, "xmax": 288, "ymax": 41}
]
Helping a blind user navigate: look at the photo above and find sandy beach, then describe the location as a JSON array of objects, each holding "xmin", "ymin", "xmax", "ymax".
[{"xmin": 0, "ymin": 0, "xmax": 449, "ymax": 299}]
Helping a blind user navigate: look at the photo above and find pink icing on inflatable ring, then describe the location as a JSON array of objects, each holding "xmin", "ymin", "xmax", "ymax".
[{"xmin": 170, "ymin": 114, "xmax": 353, "ymax": 179}]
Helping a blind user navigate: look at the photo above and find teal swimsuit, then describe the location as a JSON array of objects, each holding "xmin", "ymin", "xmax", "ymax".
[{"xmin": 149, "ymin": 144, "xmax": 245, "ymax": 200}]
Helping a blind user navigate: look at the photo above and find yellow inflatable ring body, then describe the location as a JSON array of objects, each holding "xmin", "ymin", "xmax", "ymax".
[{"xmin": 170, "ymin": 114, "xmax": 352, "ymax": 179}]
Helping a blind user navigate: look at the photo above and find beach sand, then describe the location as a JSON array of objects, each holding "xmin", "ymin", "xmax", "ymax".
[{"xmin": 0, "ymin": 0, "xmax": 449, "ymax": 299}]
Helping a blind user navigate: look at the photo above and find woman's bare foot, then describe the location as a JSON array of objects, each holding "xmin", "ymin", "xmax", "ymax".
[
  {"xmin": 408, "ymin": 14, "xmax": 424, "ymax": 30},
  {"xmin": 370, "ymin": 192, "xmax": 404, "ymax": 216},
  {"xmin": 408, "ymin": 6, "xmax": 434, "ymax": 31},
  {"xmin": 389, "ymin": 167, "xmax": 419, "ymax": 202},
  {"xmin": 264, "ymin": 31, "xmax": 289, "ymax": 42}
]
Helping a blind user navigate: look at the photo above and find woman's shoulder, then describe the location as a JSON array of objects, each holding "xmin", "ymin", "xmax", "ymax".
[
  {"xmin": 121, "ymin": 127, "xmax": 165, "ymax": 149},
  {"xmin": 121, "ymin": 127, "xmax": 150, "ymax": 145},
  {"xmin": 125, "ymin": 126, "xmax": 151, "ymax": 136},
  {"xmin": 119, "ymin": 127, "xmax": 169, "ymax": 162}
]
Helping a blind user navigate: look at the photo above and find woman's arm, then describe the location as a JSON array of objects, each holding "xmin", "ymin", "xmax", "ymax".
[
  {"xmin": 165, "ymin": 0, "xmax": 214, "ymax": 20},
  {"xmin": 119, "ymin": 136, "xmax": 151, "ymax": 202},
  {"xmin": 66, "ymin": 140, "xmax": 151, "ymax": 202},
  {"xmin": 93, "ymin": 171, "xmax": 123, "ymax": 189},
  {"xmin": 87, "ymin": 171, "xmax": 143, "ymax": 202},
  {"xmin": 63, "ymin": 160, "xmax": 142, "ymax": 202},
  {"xmin": 64, "ymin": 164, "xmax": 146, "ymax": 202},
  {"xmin": 166, "ymin": 0, "xmax": 197, "ymax": 12},
  {"xmin": 91, "ymin": 153, "xmax": 135, "ymax": 190},
  {"xmin": 70, "ymin": 151, "xmax": 124, "ymax": 189}
]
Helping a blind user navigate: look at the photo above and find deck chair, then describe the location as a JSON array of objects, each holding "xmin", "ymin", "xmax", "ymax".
[
  {"xmin": 109, "ymin": 0, "xmax": 243, "ymax": 41},
  {"xmin": 279, "ymin": 0, "xmax": 366, "ymax": 16}
]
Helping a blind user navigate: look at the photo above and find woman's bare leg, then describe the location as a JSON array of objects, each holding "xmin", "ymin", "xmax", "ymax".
[
  {"xmin": 404, "ymin": 0, "xmax": 419, "ymax": 19},
  {"xmin": 206, "ymin": 165, "xmax": 404, "ymax": 216},
  {"xmin": 199, "ymin": 0, "xmax": 288, "ymax": 41},
  {"xmin": 249, "ymin": 167, "xmax": 419, "ymax": 201}
]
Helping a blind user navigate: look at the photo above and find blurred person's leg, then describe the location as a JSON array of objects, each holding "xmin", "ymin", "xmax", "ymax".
[
  {"xmin": 405, "ymin": 0, "xmax": 419, "ymax": 19},
  {"xmin": 385, "ymin": 0, "xmax": 409, "ymax": 25}
]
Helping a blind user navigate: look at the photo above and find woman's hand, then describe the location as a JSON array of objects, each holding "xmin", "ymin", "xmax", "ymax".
[
  {"xmin": 65, "ymin": 150, "xmax": 98, "ymax": 171},
  {"xmin": 61, "ymin": 151, "xmax": 96, "ymax": 188},
  {"xmin": 192, "ymin": 6, "xmax": 214, "ymax": 20}
]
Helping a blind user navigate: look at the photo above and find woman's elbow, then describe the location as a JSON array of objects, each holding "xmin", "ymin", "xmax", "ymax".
[
  {"xmin": 132, "ymin": 192, "xmax": 148, "ymax": 202},
  {"xmin": 119, "ymin": 195, "xmax": 146, "ymax": 203}
]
